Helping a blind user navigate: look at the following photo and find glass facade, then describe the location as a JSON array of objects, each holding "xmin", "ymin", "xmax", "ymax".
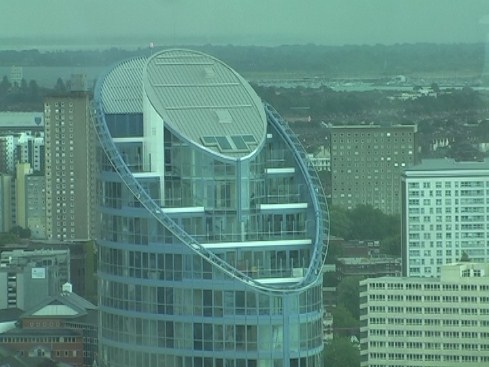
[{"xmin": 94, "ymin": 50, "xmax": 327, "ymax": 367}]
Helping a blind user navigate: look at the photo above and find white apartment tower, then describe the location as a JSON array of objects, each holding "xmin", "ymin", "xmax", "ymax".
[
  {"xmin": 17, "ymin": 133, "xmax": 44, "ymax": 173},
  {"xmin": 401, "ymin": 158, "xmax": 489, "ymax": 277},
  {"xmin": 0, "ymin": 135, "xmax": 16, "ymax": 174},
  {"xmin": 360, "ymin": 263, "xmax": 489, "ymax": 367}
]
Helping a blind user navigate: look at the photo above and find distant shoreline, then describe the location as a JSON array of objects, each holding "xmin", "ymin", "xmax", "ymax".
[
  {"xmin": 0, "ymin": 38, "xmax": 486, "ymax": 51},
  {"xmin": 0, "ymin": 42, "xmax": 486, "ymax": 88}
]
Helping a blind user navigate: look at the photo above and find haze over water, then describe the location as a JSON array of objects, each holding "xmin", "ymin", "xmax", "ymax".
[{"xmin": 2, "ymin": 0, "xmax": 489, "ymax": 49}]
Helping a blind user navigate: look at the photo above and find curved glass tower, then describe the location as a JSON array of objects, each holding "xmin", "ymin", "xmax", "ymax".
[{"xmin": 93, "ymin": 49, "xmax": 328, "ymax": 367}]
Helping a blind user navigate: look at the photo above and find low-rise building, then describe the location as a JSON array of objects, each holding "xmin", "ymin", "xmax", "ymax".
[
  {"xmin": 0, "ymin": 248, "xmax": 70, "ymax": 310},
  {"xmin": 336, "ymin": 256, "xmax": 401, "ymax": 281},
  {"xmin": 360, "ymin": 263, "xmax": 489, "ymax": 367},
  {"xmin": 307, "ymin": 145, "xmax": 331, "ymax": 172},
  {"xmin": 0, "ymin": 283, "xmax": 97, "ymax": 367}
]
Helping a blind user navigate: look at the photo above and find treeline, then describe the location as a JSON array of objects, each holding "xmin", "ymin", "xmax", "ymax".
[
  {"xmin": 0, "ymin": 43, "xmax": 485, "ymax": 76},
  {"xmin": 0, "ymin": 226, "xmax": 30, "ymax": 247},
  {"xmin": 328, "ymin": 204, "xmax": 401, "ymax": 257},
  {"xmin": 254, "ymin": 85, "xmax": 486, "ymax": 122},
  {"xmin": 0, "ymin": 76, "xmax": 68, "ymax": 111},
  {"xmin": 0, "ymin": 48, "xmax": 138, "ymax": 68}
]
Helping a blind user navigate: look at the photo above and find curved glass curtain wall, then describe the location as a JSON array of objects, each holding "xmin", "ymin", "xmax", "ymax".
[{"xmin": 94, "ymin": 52, "xmax": 328, "ymax": 367}]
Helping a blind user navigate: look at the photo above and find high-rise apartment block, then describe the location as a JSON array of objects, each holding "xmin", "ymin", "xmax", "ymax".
[
  {"xmin": 401, "ymin": 158, "xmax": 489, "ymax": 277},
  {"xmin": 0, "ymin": 174, "xmax": 13, "ymax": 232},
  {"xmin": 15, "ymin": 162, "xmax": 32, "ymax": 229},
  {"xmin": 331, "ymin": 125, "xmax": 416, "ymax": 214},
  {"xmin": 44, "ymin": 92, "xmax": 95, "ymax": 241},
  {"xmin": 25, "ymin": 174, "xmax": 46, "ymax": 239},
  {"xmin": 94, "ymin": 50, "xmax": 328, "ymax": 367},
  {"xmin": 360, "ymin": 263, "xmax": 489, "ymax": 367}
]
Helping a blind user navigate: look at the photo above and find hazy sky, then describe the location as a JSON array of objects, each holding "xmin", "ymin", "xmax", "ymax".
[{"xmin": 2, "ymin": 0, "xmax": 489, "ymax": 46}]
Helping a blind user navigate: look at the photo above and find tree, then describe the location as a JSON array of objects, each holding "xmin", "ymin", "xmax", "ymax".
[
  {"xmin": 349, "ymin": 204, "xmax": 386, "ymax": 239},
  {"xmin": 380, "ymin": 234, "xmax": 401, "ymax": 256},
  {"xmin": 332, "ymin": 305, "xmax": 359, "ymax": 337},
  {"xmin": 329, "ymin": 205, "xmax": 352, "ymax": 239},
  {"xmin": 430, "ymin": 82, "xmax": 440, "ymax": 93},
  {"xmin": 0, "ymin": 76, "xmax": 11, "ymax": 94},
  {"xmin": 29, "ymin": 79, "xmax": 39, "ymax": 100},
  {"xmin": 325, "ymin": 241, "xmax": 344, "ymax": 264},
  {"xmin": 336, "ymin": 276, "xmax": 363, "ymax": 320},
  {"xmin": 344, "ymin": 204, "xmax": 401, "ymax": 242},
  {"xmin": 0, "ymin": 232, "xmax": 18, "ymax": 246},
  {"xmin": 323, "ymin": 271, "xmax": 338, "ymax": 287},
  {"xmin": 54, "ymin": 77, "xmax": 66, "ymax": 92},
  {"xmin": 9, "ymin": 225, "xmax": 31, "ymax": 239},
  {"xmin": 460, "ymin": 251, "xmax": 470, "ymax": 262},
  {"xmin": 323, "ymin": 337, "xmax": 360, "ymax": 367}
]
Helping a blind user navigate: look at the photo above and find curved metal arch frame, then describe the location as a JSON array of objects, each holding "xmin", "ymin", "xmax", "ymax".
[
  {"xmin": 92, "ymin": 69, "xmax": 328, "ymax": 295},
  {"xmin": 264, "ymin": 103, "xmax": 330, "ymax": 284}
]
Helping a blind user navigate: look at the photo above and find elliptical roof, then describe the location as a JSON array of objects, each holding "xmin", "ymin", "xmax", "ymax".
[{"xmin": 100, "ymin": 57, "xmax": 146, "ymax": 114}]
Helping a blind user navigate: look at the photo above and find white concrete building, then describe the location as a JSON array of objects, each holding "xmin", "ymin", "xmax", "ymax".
[
  {"xmin": 360, "ymin": 263, "xmax": 489, "ymax": 367},
  {"xmin": 17, "ymin": 132, "xmax": 45, "ymax": 173},
  {"xmin": 0, "ymin": 135, "xmax": 16, "ymax": 174},
  {"xmin": 0, "ymin": 133, "xmax": 45, "ymax": 175},
  {"xmin": 307, "ymin": 145, "xmax": 331, "ymax": 172},
  {"xmin": 401, "ymin": 158, "xmax": 489, "ymax": 277}
]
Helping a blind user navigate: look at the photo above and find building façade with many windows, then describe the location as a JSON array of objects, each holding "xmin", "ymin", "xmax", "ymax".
[
  {"xmin": 360, "ymin": 263, "xmax": 489, "ymax": 367},
  {"xmin": 92, "ymin": 49, "xmax": 328, "ymax": 367},
  {"xmin": 401, "ymin": 158, "xmax": 489, "ymax": 277},
  {"xmin": 330, "ymin": 124, "xmax": 416, "ymax": 215}
]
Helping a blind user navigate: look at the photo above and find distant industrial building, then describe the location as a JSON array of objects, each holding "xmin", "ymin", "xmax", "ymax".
[
  {"xmin": 331, "ymin": 124, "xmax": 417, "ymax": 215},
  {"xmin": 401, "ymin": 158, "xmax": 489, "ymax": 277},
  {"xmin": 44, "ymin": 92, "xmax": 95, "ymax": 241},
  {"xmin": 360, "ymin": 263, "xmax": 489, "ymax": 367}
]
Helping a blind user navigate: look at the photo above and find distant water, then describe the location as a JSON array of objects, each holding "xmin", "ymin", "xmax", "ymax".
[
  {"xmin": 0, "ymin": 38, "xmax": 149, "ymax": 52},
  {"xmin": 0, "ymin": 65, "xmax": 423, "ymax": 92}
]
